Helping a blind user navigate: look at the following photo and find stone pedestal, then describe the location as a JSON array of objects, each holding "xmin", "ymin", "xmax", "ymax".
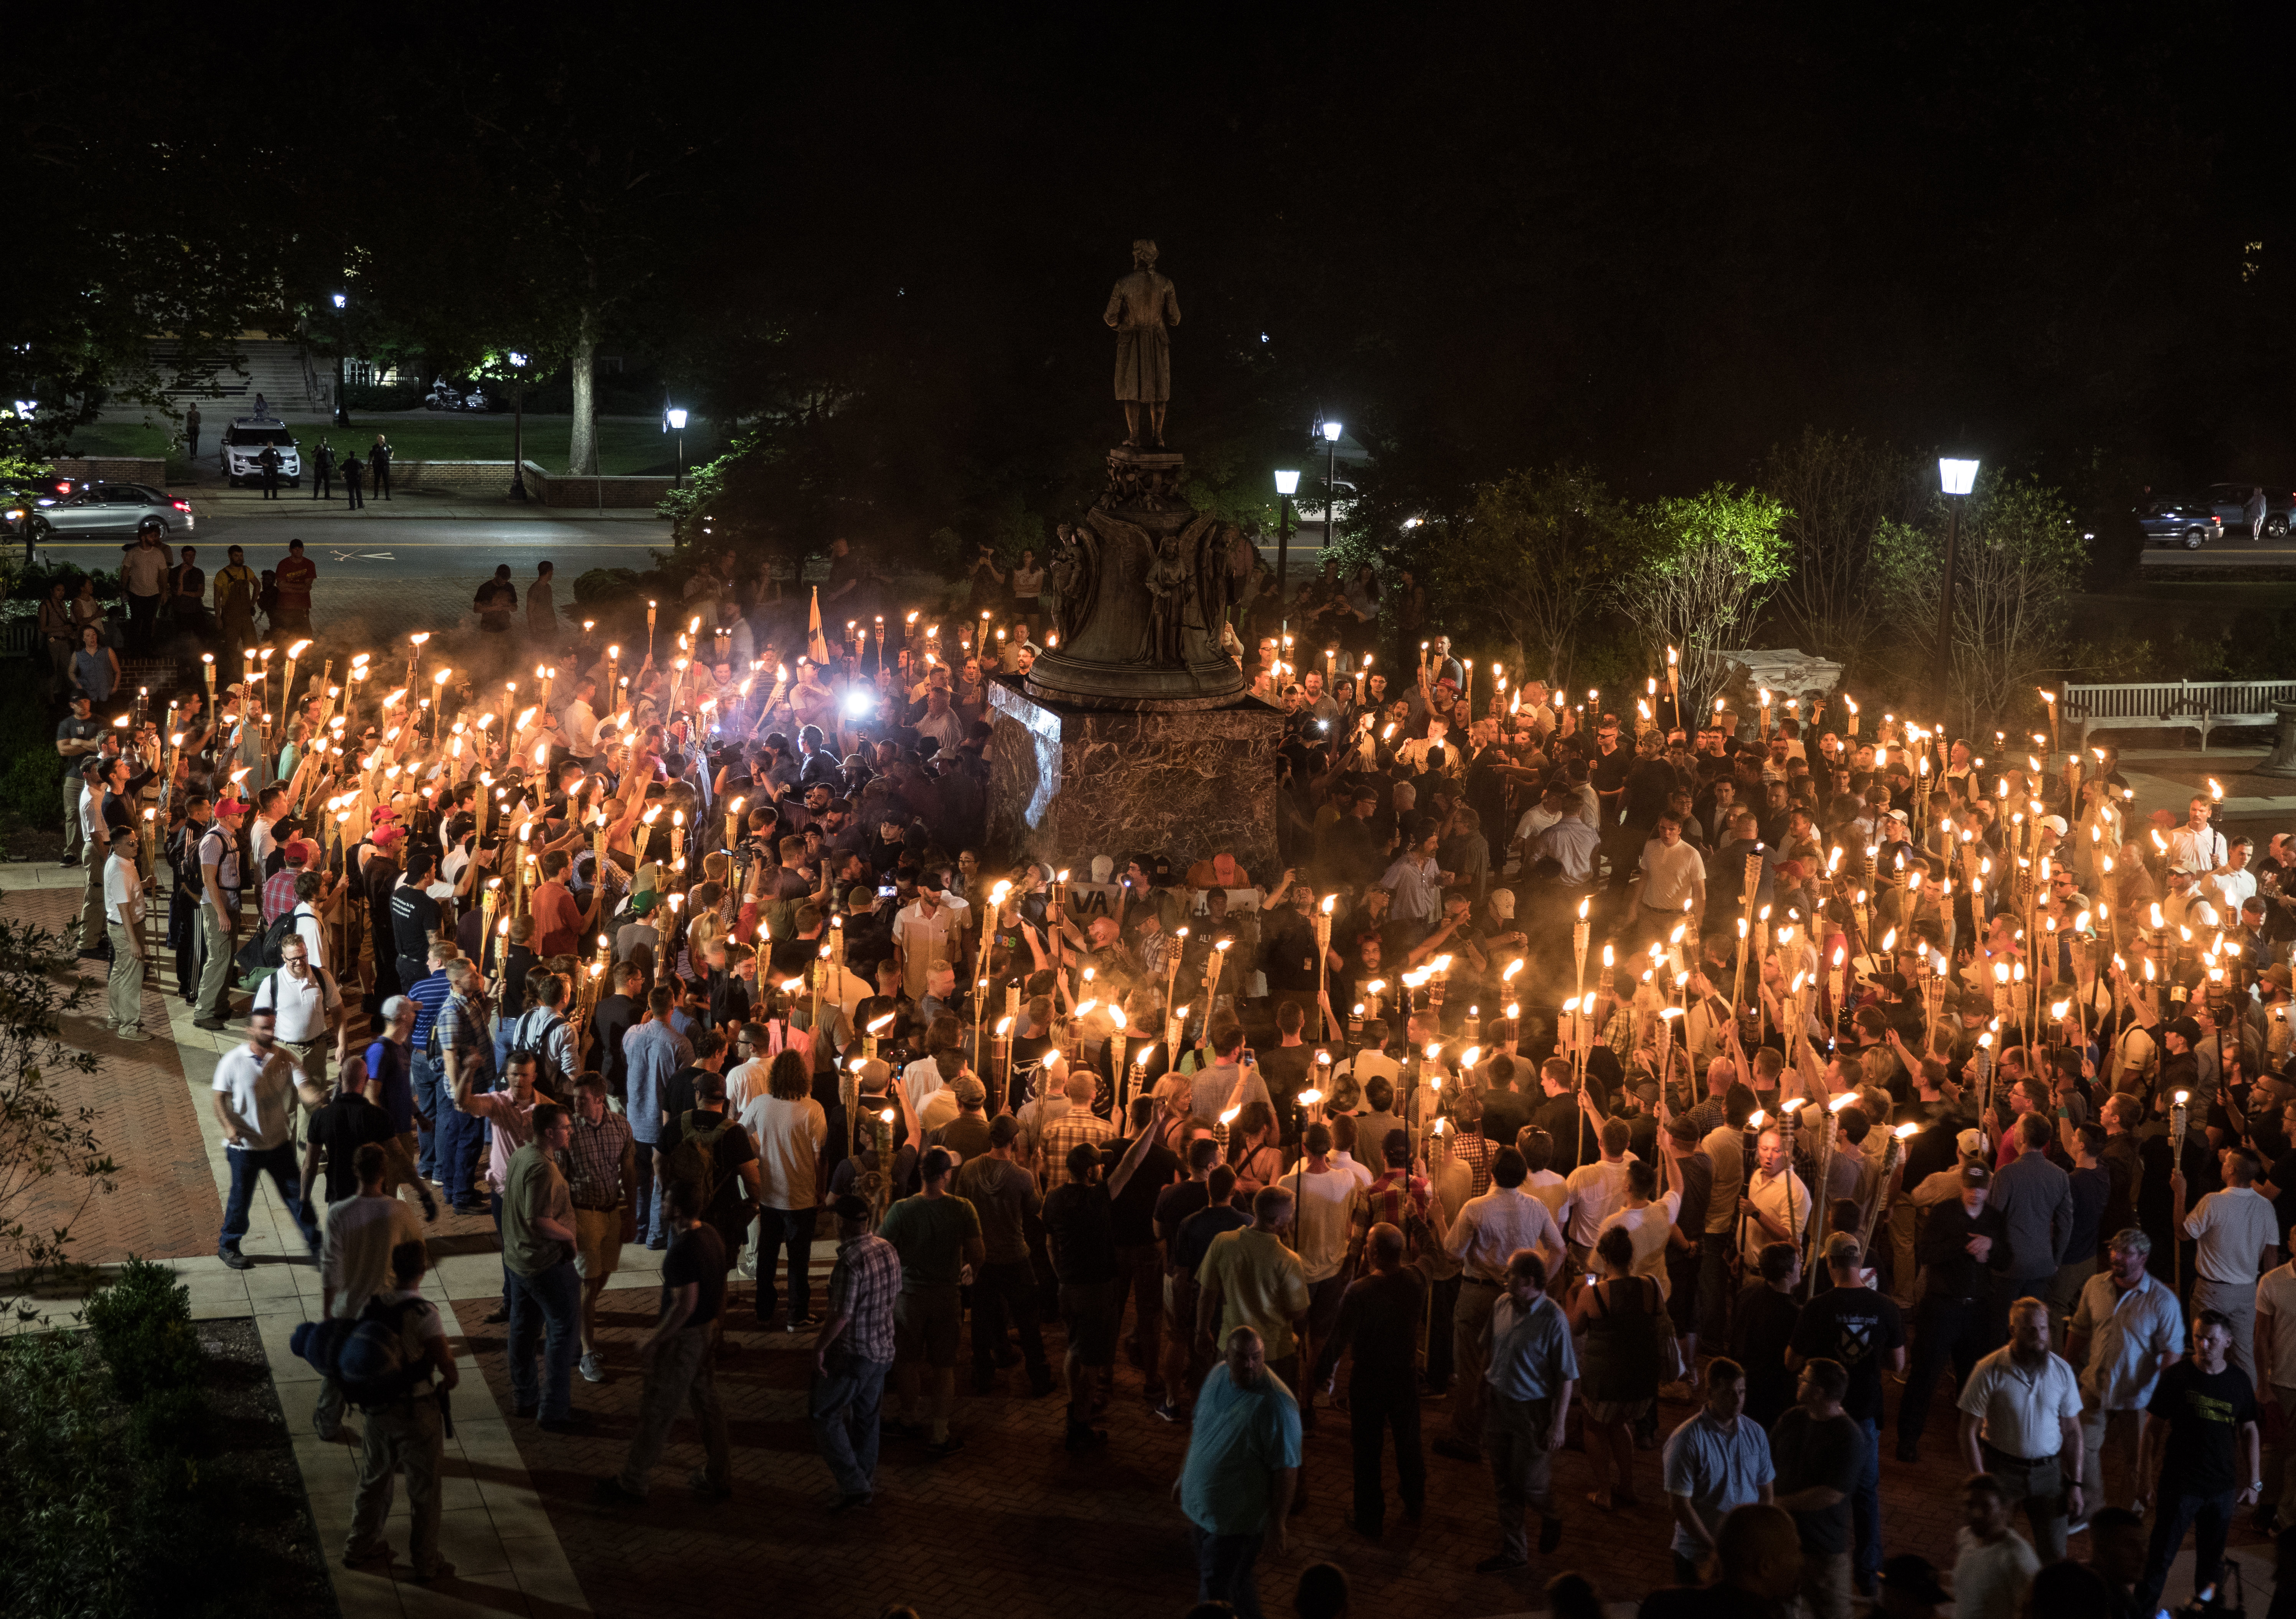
[
  {"xmin": 986, "ymin": 677, "xmax": 1281, "ymax": 874},
  {"xmin": 2258, "ymin": 700, "xmax": 2296, "ymax": 776}
]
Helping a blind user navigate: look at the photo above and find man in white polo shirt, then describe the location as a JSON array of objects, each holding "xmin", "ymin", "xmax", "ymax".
[
  {"xmin": 2176, "ymin": 1145, "xmax": 2281, "ymax": 1385},
  {"xmin": 1957, "ymin": 1294, "xmax": 2083, "ymax": 1561},
  {"xmin": 256, "ymin": 936, "xmax": 344, "ymax": 1103},
  {"xmin": 212, "ymin": 1008, "xmax": 320, "ymax": 1268},
  {"xmin": 102, "ymin": 826, "xmax": 150, "ymax": 1041}
]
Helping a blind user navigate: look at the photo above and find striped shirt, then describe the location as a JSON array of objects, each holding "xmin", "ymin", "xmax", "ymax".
[
  {"xmin": 826, "ymin": 1232, "xmax": 902, "ymax": 1364},
  {"xmin": 406, "ymin": 969, "xmax": 454, "ymax": 1060}
]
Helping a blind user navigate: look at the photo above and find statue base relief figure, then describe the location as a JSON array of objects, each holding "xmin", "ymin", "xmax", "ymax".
[{"xmin": 975, "ymin": 238, "xmax": 1281, "ymax": 869}]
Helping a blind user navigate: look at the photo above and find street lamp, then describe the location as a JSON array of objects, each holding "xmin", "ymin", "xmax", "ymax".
[
  {"xmin": 1273, "ymin": 469, "xmax": 1300, "ymax": 611},
  {"xmin": 665, "ymin": 407, "xmax": 689, "ymax": 489},
  {"xmin": 1933, "ymin": 456, "xmax": 1981, "ymax": 711},
  {"xmin": 330, "ymin": 294, "xmax": 351, "ymax": 427},
  {"xmin": 508, "ymin": 352, "xmax": 531, "ymax": 502},
  {"xmin": 1320, "ymin": 418, "xmax": 1344, "ymax": 554}
]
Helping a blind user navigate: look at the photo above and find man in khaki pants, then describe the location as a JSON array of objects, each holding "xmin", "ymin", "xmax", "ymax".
[{"xmin": 103, "ymin": 827, "xmax": 150, "ymax": 1040}]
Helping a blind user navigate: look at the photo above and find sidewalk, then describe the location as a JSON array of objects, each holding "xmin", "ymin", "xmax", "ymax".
[
  {"xmin": 8, "ymin": 865, "xmax": 633, "ymax": 1618},
  {"xmin": 182, "ymin": 485, "xmax": 668, "ymax": 523}
]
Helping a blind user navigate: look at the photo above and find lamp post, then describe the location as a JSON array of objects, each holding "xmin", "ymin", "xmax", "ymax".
[
  {"xmin": 1934, "ymin": 457, "xmax": 1980, "ymax": 716},
  {"xmin": 1320, "ymin": 418, "xmax": 1344, "ymax": 554},
  {"xmin": 666, "ymin": 407, "xmax": 689, "ymax": 489},
  {"xmin": 1273, "ymin": 468, "xmax": 1300, "ymax": 613},
  {"xmin": 330, "ymin": 293, "xmax": 351, "ymax": 428},
  {"xmin": 508, "ymin": 352, "xmax": 530, "ymax": 502}
]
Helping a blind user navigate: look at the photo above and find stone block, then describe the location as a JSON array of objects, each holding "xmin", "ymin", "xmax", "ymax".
[{"xmin": 986, "ymin": 678, "xmax": 1280, "ymax": 875}]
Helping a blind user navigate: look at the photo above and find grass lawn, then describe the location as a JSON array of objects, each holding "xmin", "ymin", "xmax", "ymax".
[{"xmin": 61, "ymin": 414, "xmax": 721, "ymax": 477}]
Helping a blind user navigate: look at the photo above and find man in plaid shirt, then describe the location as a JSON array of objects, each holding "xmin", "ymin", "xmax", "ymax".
[
  {"xmin": 810, "ymin": 1193, "xmax": 902, "ymax": 1509},
  {"xmin": 260, "ymin": 855, "xmax": 300, "ymax": 927},
  {"xmin": 1037, "ymin": 1071, "xmax": 1116, "ymax": 1183},
  {"xmin": 1348, "ymin": 1128, "xmax": 1444, "ymax": 1268}
]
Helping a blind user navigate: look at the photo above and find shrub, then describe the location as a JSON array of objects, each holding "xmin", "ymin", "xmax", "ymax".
[
  {"xmin": 0, "ymin": 1330, "xmax": 139, "ymax": 1617},
  {"xmin": 82, "ymin": 1259, "xmax": 203, "ymax": 1405}
]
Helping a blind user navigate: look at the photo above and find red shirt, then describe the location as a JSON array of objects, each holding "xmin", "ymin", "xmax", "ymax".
[
  {"xmin": 531, "ymin": 879, "xmax": 583, "ymax": 958},
  {"xmin": 275, "ymin": 555, "xmax": 316, "ymax": 611}
]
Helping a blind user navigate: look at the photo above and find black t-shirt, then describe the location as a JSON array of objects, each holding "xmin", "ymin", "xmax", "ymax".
[
  {"xmin": 1174, "ymin": 1203, "xmax": 1251, "ymax": 1276},
  {"xmin": 1041, "ymin": 1180, "xmax": 1117, "ymax": 1285},
  {"xmin": 1480, "ymin": 1087, "xmax": 1532, "ymax": 1149},
  {"xmin": 1768, "ymin": 1405, "xmax": 1864, "ymax": 1554},
  {"xmin": 661, "ymin": 1108, "xmax": 757, "ymax": 1246},
  {"xmin": 1104, "ymin": 1136, "xmax": 1179, "ymax": 1246},
  {"xmin": 1788, "ymin": 1286, "xmax": 1906, "ymax": 1424},
  {"xmin": 661, "ymin": 1222, "xmax": 728, "ymax": 1327},
  {"xmin": 391, "ymin": 883, "xmax": 442, "ymax": 962},
  {"xmin": 56, "ymin": 716, "xmax": 100, "ymax": 783},
  {"xmin": 1154, "ymin": 1179, "xmax": 1214, "ymax": 1254},
  {"xmin": 1730, "ymin": 1283, "xmax": 1803, "ymax": 1429},
  {"xmin": 2147, "ymin": 1359, "xmax": 2258, "ymax": 1495},
  {"xmin": 308, "ymin": 1095, "xmax": 398, "ymax": 1204}
]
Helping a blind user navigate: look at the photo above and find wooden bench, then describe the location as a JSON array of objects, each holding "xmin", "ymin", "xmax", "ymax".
[{"xmin": 2063, "ymin": 680, "xmax": 2296, "ymax": 749}]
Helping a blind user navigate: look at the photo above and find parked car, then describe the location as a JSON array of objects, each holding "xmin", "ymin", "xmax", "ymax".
[
  {"xmin": 2135, "ymin": 498, "xmax": 2223, "ymax": 550},
  {"xmin": 17, "ymin": 482, "xmax": 193, "ymax": 542},
  {"xmin": 2196, "ymin": 482, "xmax": 2295, "ymax": 540},
  {"xmin": 220, "ymin": 417, "xmax": 302, "ymax": 487}
]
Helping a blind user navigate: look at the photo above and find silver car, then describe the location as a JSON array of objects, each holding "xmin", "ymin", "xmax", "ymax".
[
  {"xmin": 2199, "ymin": 482, "xmax": 2294, "ymax": 540},
  {"xmin": 20, "ymin": 482, "xmax": 194, "ymax": 541},
  {"xmin": 221, "ymin": 417, "xmax": 302, "ymax": 487}
]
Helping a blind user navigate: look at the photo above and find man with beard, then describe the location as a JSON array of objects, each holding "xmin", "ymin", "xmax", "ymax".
[{"xmin": 1956, "ymin": 1295, "xmax": 2084, "ymax": 1563}]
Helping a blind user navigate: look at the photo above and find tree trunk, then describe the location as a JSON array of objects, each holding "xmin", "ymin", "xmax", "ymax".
[{"xmin": 566, "ymin": 302, "xmax": 599, "ymax": 476}]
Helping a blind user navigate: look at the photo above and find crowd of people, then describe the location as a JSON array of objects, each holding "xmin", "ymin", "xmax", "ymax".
[{"xmin": 53, "ymin": 533, "xmax": 2296, "ymax": 1616}]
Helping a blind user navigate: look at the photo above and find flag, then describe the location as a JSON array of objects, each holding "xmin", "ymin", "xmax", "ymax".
[{"xmin": 807, "ymin": 586, "xmax": 831, "ymax": 665}]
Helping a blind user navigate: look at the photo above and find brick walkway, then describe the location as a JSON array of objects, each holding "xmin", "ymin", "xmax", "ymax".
[
  {"xmin": 444, "ymin": 1277, "xmax": 2219, "ymax": 1619},
  {"xmin": 14, "ymin": 881, "xmax": 222, "ymax": 1262}
]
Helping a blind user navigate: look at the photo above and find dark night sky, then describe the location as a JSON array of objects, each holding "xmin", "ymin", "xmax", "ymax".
[{"xmin": 15, "ymin": 2, "xmax": 2296, "ymax": 525}]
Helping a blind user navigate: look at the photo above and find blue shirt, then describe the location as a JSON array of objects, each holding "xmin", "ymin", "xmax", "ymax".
[
  {"xmin": 623, "ymin": 1018, "xmax": 693, "ymax": 1145},
  {"xmin": 365, "ymin": 1036, "xmax": 414, "ymax": 1134},
  {"xmin": 1662, "ymin": 1408, "xmax": 1776, "ymax": 1558},
  {"xmin": 406, "ymin": 969, "xmax": 453, "ymax": 1059},
  {"xmin": 1485, "ymin": 1291, "xmax": 1579, "ymax": 1403},
  {"xmin": 1181, "ymin": 1365, "xmax": 1303, "ymax": 1536}
]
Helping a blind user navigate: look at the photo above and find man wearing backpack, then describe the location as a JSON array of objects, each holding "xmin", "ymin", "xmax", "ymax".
[
  {"xmin": 433, "ymin": 960, "xmax": 496, "ymax": 1217},
  {"xmin": 503, "ymin": 1103, "xmax": 585, "ymax": 1431},
  {"xmin": 343, "ymin": 1239, "xmax": 458, "ymax": 1583},
  {"xmin": 314, "ymin": 1142, "xmax": 424, "ymax": 1442},
  {"xmin": 658, "ymin": 1069, "xmax": 761, "ymax": 1355},
  {"xmin": 511, "ymin": 975, "xmax": 581, "ymax": 1096},
  {"xmin": 256, "ymin": 937, "xmax": 343, "ymax": 1109},
  {"xmin": 594, "ymin": 1175, "xmax": 735, "ymax": 1507},
  {"xmin": 194, "ymin": 798, "xmax": 250, "ymax": 1031}
]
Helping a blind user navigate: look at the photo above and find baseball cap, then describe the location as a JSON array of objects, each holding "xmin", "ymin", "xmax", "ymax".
[
  {"xmin": 1955, "ymin": 1128, "xmax": 1985, "ymax": 1157},
  {"xmin": 1959, "ymin": 1160, "xmax": 1991, "ymax": 1187},
  {"xmin": 2039, "ymin": 814, "xmax": 2069, "ymax": 837},
  {"xmin": 2169, "ymin": 1016, "xmax": 2202, "ymax": 1045},
  {"xmin": 988, "ymin": 1115, "xmax": 1021, "ymax": 1147},
  {"xmin": 952, "ymin": 1075, "xmax": 986, "ymax": 1107}
]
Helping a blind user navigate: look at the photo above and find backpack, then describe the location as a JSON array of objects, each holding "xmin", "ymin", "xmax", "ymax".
[
  {"xmin": 662, "ymin": 1110, "xmax": 733, "ymax": 1220},
  {"xmin": 289, "ymin": 1296, "xmax": 432, "ymax": 1409},
  {"xmin": 514, "ymin": 1008, "xmax": 568, "ymax": 1089},
  {"xmin": 236, "ymin": 904, "xmax": 306, "ymax": 983}
]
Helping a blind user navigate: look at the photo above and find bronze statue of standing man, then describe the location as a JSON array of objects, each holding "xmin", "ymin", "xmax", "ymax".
[{"xmin": 1105, "ymin": 238, "xmax": 1181, "ymax": 447}]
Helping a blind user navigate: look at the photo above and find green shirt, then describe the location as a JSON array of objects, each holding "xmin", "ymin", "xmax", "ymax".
[
  {"xmin": 502, "ymin": 1141, "xmax": 572, "ymax": 1277},
  {"xmin": 877, "ymin": 1192, "xmax": 981, "ymax": 1291}
]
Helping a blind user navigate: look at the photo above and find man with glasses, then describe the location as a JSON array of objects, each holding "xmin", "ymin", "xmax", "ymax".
[{"xmin": 256, "ymin": 937, "xmax": 344, "ymax": 1107}]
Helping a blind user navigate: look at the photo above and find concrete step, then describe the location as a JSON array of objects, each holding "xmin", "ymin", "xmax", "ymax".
[{"xmin": 150, "ymin": 338, "xmax": 324, "ymax": 415}]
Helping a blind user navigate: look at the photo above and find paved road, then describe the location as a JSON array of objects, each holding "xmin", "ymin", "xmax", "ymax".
[
  {"xmin": 2139, "ymin": 537, "xmax": 2296, "ymax": 567},
  {"xmin": 47, "ymin": 513, "xmax": 666, "ymax": 575},
  {"xmin": 47, "ymin": 516, "xmax": 671, "ymax": 642}
]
